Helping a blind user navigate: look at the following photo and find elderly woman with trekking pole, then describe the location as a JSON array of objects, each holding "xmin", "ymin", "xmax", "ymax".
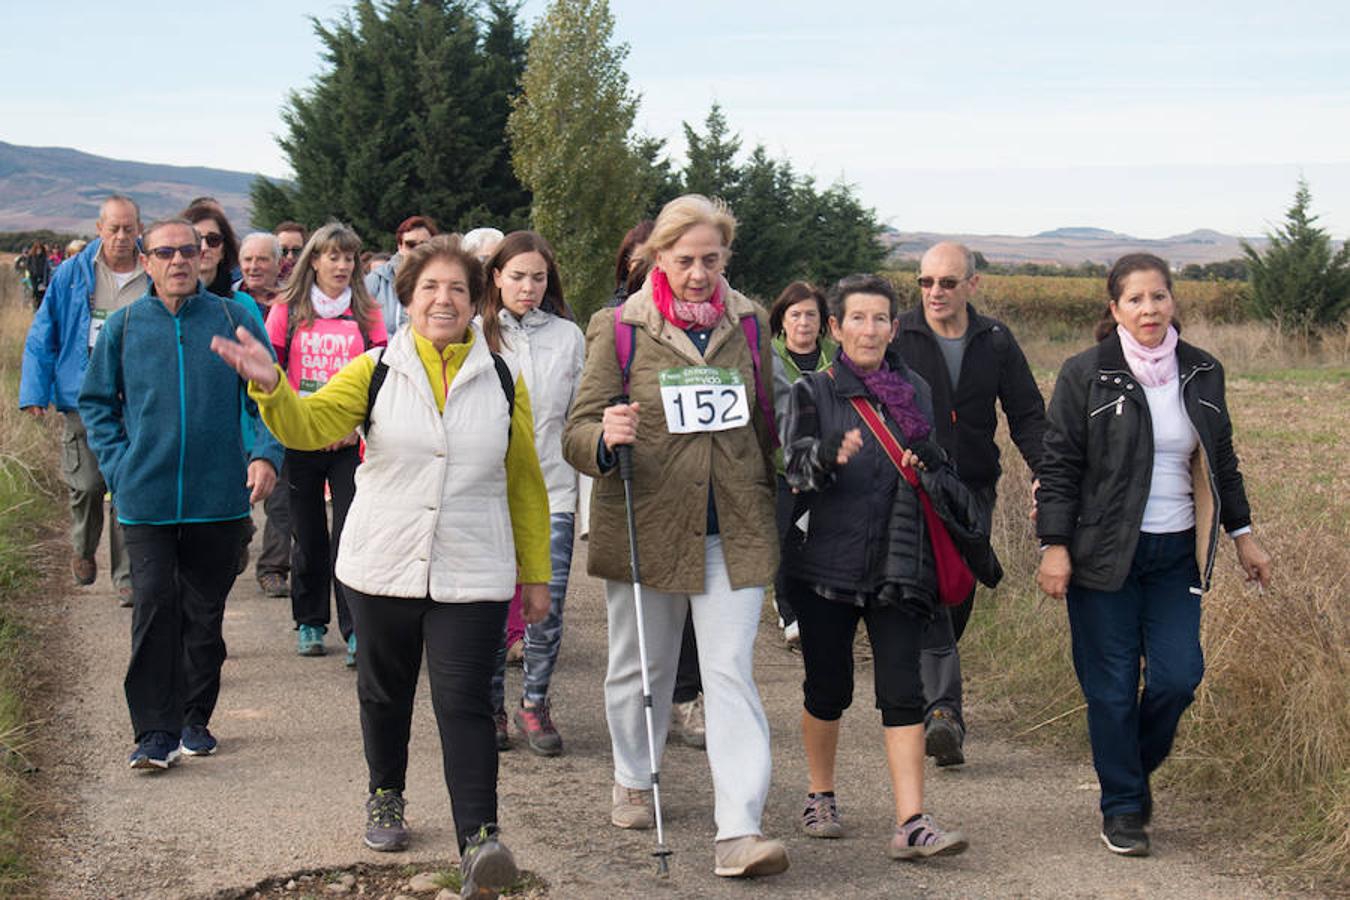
[
  {"xmin": 562, "ymin": 194, "xmax": 788, "ymax": 879},
  {"xmin": 1035, "ymin": 252, "xmax": 1272, "ymax": 857},
  {"xmin": 211, "ymin": 235, "xmax": 550, "ymax": 899}
]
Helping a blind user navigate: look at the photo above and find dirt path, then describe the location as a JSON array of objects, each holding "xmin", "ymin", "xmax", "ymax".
[{"xmin": 35, "ymin": 512, "xmax": 1294, "ymax": 899}]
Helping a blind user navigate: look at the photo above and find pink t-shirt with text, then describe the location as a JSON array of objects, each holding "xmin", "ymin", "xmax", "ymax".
[{"xmin": 265, "ymin": 303, "xmax": 389, "ymax": 396}]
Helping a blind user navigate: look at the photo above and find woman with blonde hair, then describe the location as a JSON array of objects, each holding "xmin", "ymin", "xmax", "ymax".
[
  {"xmin": 264, "ymin": 222, "xmax": 387, "ymax": 662},
  {"xmin": 563, "ymin": 194, "xmax": 788, "ymax": 878}
]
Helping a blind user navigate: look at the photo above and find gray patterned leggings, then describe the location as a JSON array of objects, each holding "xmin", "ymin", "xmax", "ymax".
[{"xmin": 492, "ymin": 512, "xmax": 575, "ymax": 710}]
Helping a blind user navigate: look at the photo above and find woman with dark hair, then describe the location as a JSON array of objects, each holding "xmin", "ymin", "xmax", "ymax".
[
  {"xmin": 264, "ymin": 223, "xmax": 387, "ymax": 663},
  {"xmin": 25, "ymin": 241, "xmax": 51, "ymax": 309},
  {"xmin": 212, "ymin": 235, "xmax": 550, "ymax": 895},
  {"xmin": 182, "ymin": 202, "xmax": 246, "ymax": 303},
  {"xmin": 1036, "ymin": 253, "xmax": 1271, "ymax": 857},
  {"xmin": 768, "ymin": 280, "xmax": 837, "ymax": 645},
  {"xmin": 609, "ymin": 220, "xmax": 654, "ymax": 307},
  {"xmin": 480, "ymin": 231, "xmax": 585, "ymax": 756}
]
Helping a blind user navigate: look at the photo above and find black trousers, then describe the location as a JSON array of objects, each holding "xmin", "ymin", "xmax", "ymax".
[
  {"xmin": 346, "ymin": 586, "xmax": 508, "ymax": 853},
  {"xmin": 672, "ymin": 610, "xmax": 702, "ymax": 704},
  {"xmin": 772, "ymin": 474, "xmax": 799, "ymax": 626},
  {"xmin": 789, "ymin": 578, "xmax": 926, "ymax": 728},
  {"xmin": 123, "ymin": 519, "xmax": 246, "ymax": 740},
  {"xmin": 288, "ymin": 447, "xmax": 357, "ymax": 639}
]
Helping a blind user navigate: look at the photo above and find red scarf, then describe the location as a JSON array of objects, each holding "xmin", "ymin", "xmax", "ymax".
[{"xmin": 650, "ymin": 268, "xmax": 726, "ymax": 330}]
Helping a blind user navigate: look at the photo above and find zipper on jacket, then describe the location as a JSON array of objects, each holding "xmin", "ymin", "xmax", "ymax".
[
  {"xmin": 175, "ymin": 316, "xmax": 187, "ymax": 521},
  {"xmin": 1088, "ymin": 395, "xmax": 1124, "ymax": 418}
]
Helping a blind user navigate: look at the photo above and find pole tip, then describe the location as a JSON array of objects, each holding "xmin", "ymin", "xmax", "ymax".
[{"xmin": 653, "ymin": 846, "xmax": 672, "ymax": 877}]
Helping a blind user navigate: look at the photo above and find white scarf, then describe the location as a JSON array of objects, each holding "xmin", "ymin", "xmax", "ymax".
[{"xmin": 311, "ymin": 284, "xmax": 352, "ymax": 319}]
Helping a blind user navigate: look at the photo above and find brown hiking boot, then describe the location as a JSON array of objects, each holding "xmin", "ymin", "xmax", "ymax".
[
  {"xmin": 610, "ymin": 781, "xmax": 654, "ymax": 829},
  {"xmin": 713, "ymin": 834, "xmax": 790, "ymax": 877},
  {"xmin": 670, "ymin": 696, "xmax": 706, "ymax": 749},
  {"xmin": 72, "ymin": 556, "xmax": 96, "ymax": 586}
]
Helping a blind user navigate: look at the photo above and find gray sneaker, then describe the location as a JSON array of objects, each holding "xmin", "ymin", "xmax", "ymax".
[
  {"xmin": 459, "ymin": 824, "xmax": 519, "ymax": 899},
  {"xmin": 364, "ymin": 789, "xmax": 409, "ymax": 852},
  {"xmin": 801, "ymin": 792, "xmax": 845, "ymax": 838},
  {"xmin": 888, "ymin": 813, "xmax": 968, "ymax": 860}
]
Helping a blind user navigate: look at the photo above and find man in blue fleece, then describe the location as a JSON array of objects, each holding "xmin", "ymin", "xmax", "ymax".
[{"xmin": 79, "ymin": 218, "xmax": 283, "ymax": 770}]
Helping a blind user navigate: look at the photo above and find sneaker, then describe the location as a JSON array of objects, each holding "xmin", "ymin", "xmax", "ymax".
[
  {"xmin": 1101, "ymin": 813, "xmax": 1150, "ymax": 856},
  {"xmin": 513, "ymin": 701, "xmax": 563, "ymax": 757},
  {"xmin": 494, "ymin": 709, "xmax": 510, "ymax": 751},
  {"xmin": 257, "ymin": 571, "xmax": 288, "ymax": 598},
  {"xmin": 345, "ymin": 633, "xmax": 357, "ymax": 669},
  {"xmin": 610, "ymin": 781, "xmax": 654, "ymax": 830},
  {"xmin": 128, "ymin": 731, "xmax": 181, "ymax": 770},
  {"xmin": 505, "ymin": 638, "xmax": 524, "ymax": 668},
  {"xmin": 72, "ymin": 556, "xmax": 96, "ymax": 586},
  {"xmin": 179, "ymin": 724, "xmax": 218, "ymax": 756},
  {"xmin": 117, "ymin": 586, "xmax": 134, "ymax": 608},
  {"xmin": 364, "ymin": 789, "xmax": 409, "ymax": 852},
  {"xmin": 888, "ymin": 814, "xmax": 969, "ymax": 860},
  {"xmin": 783, "ymin": 620, "xmax": 801, "ymax": 649},
  {"xmin": 801, "ymin": 792, "xmax": 844, "ymax": 838},
  {"xmin": 713, "ymin": 834, "xmax": 790, "ymax": 878},
  {"xmin": 459, "ymin": 824, "xmax": 519, "ymax": 900},
  {"xmin": 924, "ymin": 708, "xmax": 965, "ymax": 767},
  {"xmin": 297, "ymin": 624, "xmax": 326, "ymax": 656},
  {"xmin": 670, "ymin": 696, "xmax": 706, "ymax": 750}
]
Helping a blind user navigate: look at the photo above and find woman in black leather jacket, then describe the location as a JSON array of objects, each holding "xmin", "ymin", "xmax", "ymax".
[
  {"xmin": 783, "ymin": 274, "xmax": 983, "ymax": 862},
  {"xmin": 1036, "ymin": 253, "xmax": 1272, "ymax": 858}
]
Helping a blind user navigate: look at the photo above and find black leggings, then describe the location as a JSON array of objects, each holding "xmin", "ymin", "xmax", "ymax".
[
  {"xmin": 345, "ymin": 586, "xmax": 508, "ymax": 853},
  {"xmin": 789, "ymin": 578, "xmax": 926, "ymax": 727}
]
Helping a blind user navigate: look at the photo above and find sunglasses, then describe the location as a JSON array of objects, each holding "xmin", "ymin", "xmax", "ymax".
[
  {"xmin": 199, "ymin": 232, "xmax": 226, "ymax": 248},
  {"xmin": 145, "ymin": 244, "xmax": 201, "ymax": 261},
  {"xmin": 917, "ymin": 276, "xmax": 968, "ymax": 290},
  {"xmin": 280, "ymin": 247, "xmax": 303, "ymax": 258}
]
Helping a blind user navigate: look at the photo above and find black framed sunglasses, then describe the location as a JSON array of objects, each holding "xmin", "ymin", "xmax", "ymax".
[
  {"xmin": 280, "ymin": 247, "xmax": 303, "ymax": 258},
  {"xmin": 917, "ymin": 276, "xmax": 968, "ymax": 290},
  {"xmin": 199, "ymin": 232, "xmax": 226, "ymax": 248},
  {"xmin": 144, "ymin": 244, "xmax": 201, "ymax": 261}
]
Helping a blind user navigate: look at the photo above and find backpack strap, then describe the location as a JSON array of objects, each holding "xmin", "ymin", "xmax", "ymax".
[
  {"xmin": 612, "ymin": 303, "xmax": 637, "ymax": 395},
  {"xmin": 740, "ymin": 312, "xmax": 779, "ymax": 448},
  {"xmin": 491, "ymin": 352, "xmax": 516, "ymax": 430},
  {"xmin": 364, "ymin": 348, "xmax": 388, "ymax": 435}
]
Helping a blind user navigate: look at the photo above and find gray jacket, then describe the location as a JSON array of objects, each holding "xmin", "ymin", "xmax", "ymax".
[{"xmin": 365, "ymin": 255, "xmax": 405, "ymax": 338}]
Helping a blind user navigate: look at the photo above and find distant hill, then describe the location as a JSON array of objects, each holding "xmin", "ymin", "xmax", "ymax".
[
  {"xmin": 883, "ymin": 225, "xmax": 1272, "ymax": 268},
  {"xmin": 0, "ymin": 141, "xmax": 258, "ymax": 234}
]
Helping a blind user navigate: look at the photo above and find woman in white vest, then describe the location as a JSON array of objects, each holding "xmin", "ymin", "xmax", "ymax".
[
  {"xmin": 480, "ymin": 231, "xmax": 585, "ymax": 757},
  {"xmin": 211, "ymin": 236, "xmax": 550, "ymax": 899}
]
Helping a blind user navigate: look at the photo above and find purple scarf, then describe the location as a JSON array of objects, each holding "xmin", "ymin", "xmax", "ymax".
[{"xmin": 838, "ymin": 352, "xmax": 931, "ymax": 445}]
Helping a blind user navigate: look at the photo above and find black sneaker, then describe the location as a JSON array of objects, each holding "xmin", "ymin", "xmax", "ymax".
[
  {"xmin": 128, "ymin": 731, "xmax": 180, "ymax": 770},
  {"xmin": 180, "ymin": 724, "xmax": 218, "ymax": 756},
  {"xmin": 460, "ymin": 824, "xmax": 518, "ymax": 899},
  {"xmin": 924, "ymin": 709, "xmax": 965, "ymax": 767},
  {"xmin": 364, "ymin": 789, "xmax": 409, "ymax": 852},
  {"xmin": 1101, "ymin": 813, "xmax": 1150, "ymax": 856}
]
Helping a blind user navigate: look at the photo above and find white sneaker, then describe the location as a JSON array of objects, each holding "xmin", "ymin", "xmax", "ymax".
[{"xmin": 783, "ymin": 621, "xmax": 801, "ymax": 648}]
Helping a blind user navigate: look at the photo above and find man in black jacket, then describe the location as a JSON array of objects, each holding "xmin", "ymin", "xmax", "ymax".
[{"xmin": 892, "ymin": 241, "xmax": 1048, "ymax": 766}]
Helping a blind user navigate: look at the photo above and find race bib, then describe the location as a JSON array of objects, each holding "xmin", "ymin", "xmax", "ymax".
[
  {"xmin": 88, "ymin": 309, "xmax": 109, "ymax": 350},
  {"xmin": 659, "ymin": 366, "xmax": 750, "ymax": 434}
]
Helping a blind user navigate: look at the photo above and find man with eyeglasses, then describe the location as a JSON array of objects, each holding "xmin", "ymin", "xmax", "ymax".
[
  {"xmin": 273, "ymin": 221, "xmax": 308, "ymax": 284},
  {"xmin": 364, "ymin": 215, "xmax": 439, "ymax": 338},
  {"xmin": 20, "ymin": 195, "xmax": 147, "ymax": 605},
  {"xmin": 892, "ymin": 241, "xmax": 1047, "ymax": 768},
  {"xmin": 79, "ymin": 218, "xmax": 282, "ymax": 770}
]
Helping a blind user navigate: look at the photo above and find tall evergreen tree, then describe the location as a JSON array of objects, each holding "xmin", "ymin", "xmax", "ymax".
[
  {"xmin": 250, "ymin": 0, "xmax": 530, "ymax": 247},
  {"xmin": 508, "ymin": 0, "xmax": 645, "ymax": 321},
  {"xmin": 682, "ymin": 103, "xmax": 741, "ymax": 200},
  {"xmin": 1242, "ymin": 178, "xmax": 1350, "ymax": 329}
]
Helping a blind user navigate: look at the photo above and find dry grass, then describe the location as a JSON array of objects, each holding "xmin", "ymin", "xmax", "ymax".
[{"xmin": 961, "ymin": 321, "xmax": 1350, "ymax": 889}]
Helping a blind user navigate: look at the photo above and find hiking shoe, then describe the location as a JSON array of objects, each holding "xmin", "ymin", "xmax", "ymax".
[
  {"xmin": 117, "ymin": 586, "xmax": 134, "ymax": 608},
  {"xmin": 1101, "ymin": 813, "xmax": 1150, "ymax": 856},
  {"xmin": 713, "ymin": 834, "xmax": 790, "ymax": 878},
  {"xmin": 494, "ymin": 709, "xmax": 510, "ymax": 751},
  {"xmin": 128, "ymin": 731, "xmax": 180, "ymax": 770},
  {"xmin": 72, "ymin": 556, "xmax": 96, "ymax": 586},
  {"xmin": 505, "ymin": 638, "xmax": 524, "ymax": 667},
  {"xmin": 610, "ymin": 781, "xmax": 654, "ymax": 829},
  {"xmin": 257, "ymin": 572, "xmax": 288, "ymax": 597},
  {"xmin": 801, "ymin": 792, "xmax": 844, "ymax": 838},
  {"xmin": 783, "ymin": 620, "xmax": 801, "ymax": 649},
  {"xmin": 459, "ymin": 824, "xmax": 519, "ymax": 900},
  {"xmin": 888, "ymin": 814, "xmax": 969, "ymax": 860},
  {"xmin": 670, "ymin": 695, "xmax": 706, "ymax": 749},
  {"xmin": 345, "ymin": 633, "xmax": 357, "ymax": 669},
  {"xmin": 925, "ymin": 708, "xmax": 965, "ymax": 767},
  {"xmin": 297, "ymin": 624, "xmax": 326, "ymax": 656},
  {"xmin": 364, "ymin": 789, "xmax": 409, "ymax": 852},
  {"xmin": 179, "ymin": 724, "xmax": 218, "ymax": 756},
  {"xmin": 513, "ymin": 701, "xmax": 563, "ymax": 756}
]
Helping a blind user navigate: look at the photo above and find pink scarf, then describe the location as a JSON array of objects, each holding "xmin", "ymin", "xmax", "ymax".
[
  {"xmin": 1117, "ymin": 323, "xmax": 1179, "ymax": 387},
  {"xmin": 650, "ymin": 268, "xmax": 726, "ymax": 330}
]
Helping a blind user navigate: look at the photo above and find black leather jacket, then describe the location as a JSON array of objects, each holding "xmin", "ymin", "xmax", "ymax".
[{"xmin": 1036, "ymin": 333, "xmax": 1252, "ymax": 592}]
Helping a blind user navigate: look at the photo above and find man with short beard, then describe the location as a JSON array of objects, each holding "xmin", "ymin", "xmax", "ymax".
[{"xmin": 20, "ymin": 195, "xmax": 146, "ymax": 605}]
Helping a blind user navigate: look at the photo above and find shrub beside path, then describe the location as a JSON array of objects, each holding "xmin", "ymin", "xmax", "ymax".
[{"xmin": 35, "ymin": 514, "xmax": 1297, "ymax": 898}]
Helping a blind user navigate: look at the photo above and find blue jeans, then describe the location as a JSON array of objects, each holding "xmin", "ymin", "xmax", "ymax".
[
  {"xmin": 492, "ymin": 513, "xmax": 575, "ymax": 709},
  {"xmin": 1067, "ymin": 529, "xmax": 1204, "ymax": 817}
]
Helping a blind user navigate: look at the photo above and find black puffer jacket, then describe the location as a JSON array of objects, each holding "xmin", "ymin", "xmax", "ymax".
[
  {"xmin": 1036, "ymin": 333, "xmax": 1252, "ymax": 592},
  {"xmin": 784, "ymin": 350, "xmax": 998, "ymax": 611}
]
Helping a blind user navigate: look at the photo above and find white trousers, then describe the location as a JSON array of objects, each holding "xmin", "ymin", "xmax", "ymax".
[{"xmin": 604, "ymin": 536, "xmax": 772, "ymax": 841}]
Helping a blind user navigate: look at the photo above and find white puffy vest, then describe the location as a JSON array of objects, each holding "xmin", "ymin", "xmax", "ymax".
[{"xmin": 335, "ymin": 323, "xmax": 516, "ymax": 602}]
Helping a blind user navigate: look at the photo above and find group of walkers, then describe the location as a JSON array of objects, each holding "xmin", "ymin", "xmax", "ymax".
[{"xmin": 19, "ymin": 189, "xmax": 1273, "ymax": 897}]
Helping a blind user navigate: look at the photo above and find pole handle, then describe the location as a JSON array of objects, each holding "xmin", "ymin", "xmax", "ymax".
[{"xmin": 609, "ymin": 394, "xmax": 635, "ymax": 481}]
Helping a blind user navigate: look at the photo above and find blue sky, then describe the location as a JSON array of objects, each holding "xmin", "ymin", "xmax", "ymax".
[{"xmin": 2, "ymin": 0, "xmax": 1347, "ymax": 237}]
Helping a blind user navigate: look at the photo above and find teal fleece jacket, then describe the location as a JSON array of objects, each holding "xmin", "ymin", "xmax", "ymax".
[{"xmin": 78, "ymin": 288, "xmax": 284, "ymax": 525}]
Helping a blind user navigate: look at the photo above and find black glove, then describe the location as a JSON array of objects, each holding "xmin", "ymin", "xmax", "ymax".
[
  {"xmin": 910, "ymin": 438, "xmax": 948, "ymax": 472},
  {"xmin": 818, "ymin": 431, "xmax": 845, "ymax": 469}
]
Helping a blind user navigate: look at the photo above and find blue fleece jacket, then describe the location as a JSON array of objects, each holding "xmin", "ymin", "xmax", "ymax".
[
  {"xmin": 19, "ymin": 238, "xmax": 103, "ymax": 411},
  {"xmin": 78, "ymin": 288, "xmax": 284, "ymax": 525}
]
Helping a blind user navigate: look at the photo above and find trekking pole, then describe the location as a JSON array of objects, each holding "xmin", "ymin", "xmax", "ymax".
[{"xmin": 612, "ymin": 394, "xmax": 673, "ymax": 877}]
